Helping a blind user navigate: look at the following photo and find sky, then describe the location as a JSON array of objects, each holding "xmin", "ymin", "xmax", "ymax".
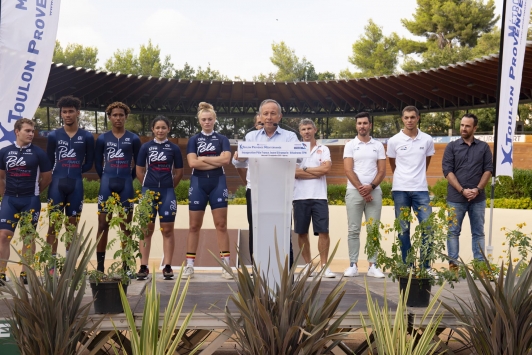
[{"xmin": 56, "ymin": 0, "xmax": 505, "ymax": 80}]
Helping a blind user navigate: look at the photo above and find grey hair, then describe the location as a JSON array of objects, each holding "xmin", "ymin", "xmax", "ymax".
[
  {"xmin": 259, "ymin": 99, "xmax": 282, "ymax": 115},
  {"xmin": 299, "ymin": 118, "xmax": 316, "ymax": 129}
]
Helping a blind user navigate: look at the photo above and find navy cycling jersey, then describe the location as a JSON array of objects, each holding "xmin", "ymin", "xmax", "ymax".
[
  {"xmin": 47, "ymin": 128, "xmax": 95, "ymax": 178},
  {"xmin": 94, "ymin": 130, "xmax": 141, "ymax": 179},
  {"xmin": 186, "ymin": 132, "xmax": 230, "ymax": 177},
  {"xmin": 137, "ymin": 139, "xmax": 183, "ymax": 188},
  {"xmin": 0, "ymin": 143, "xmax": 51, "ymax": 196}
]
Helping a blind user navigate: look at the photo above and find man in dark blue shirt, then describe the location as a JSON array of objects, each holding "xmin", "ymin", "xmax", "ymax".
[
  {"xmin": 442, "ymin": 113, "xmax": 493, "ymax": 272},
  {"xmin": 46, "ymin": 96, "xmax": 95, "ymax": 258},
  {"xmin": 0, "ymin": 118, "xmax": 52, "ymax": 285},
  {"xmin": 94, "ymin": 102, "xmax": 141, "ymax": 272}
]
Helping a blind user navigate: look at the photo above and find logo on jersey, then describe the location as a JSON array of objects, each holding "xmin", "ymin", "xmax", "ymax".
[
  {"xmin": 223, "ymin": 189, "xmax": 228, "ymax": 198},
  {"xmin": 148, "ymin": 151, "xmax": 167, "ymax": 163},
  {"xmin": 58, "ymin": 146, "xmax": 77, "ymax": 159},
  {"xmin": 107, "ymin": 148, "xmax": 125, "ymax": 159},
  {"xmin": 125, "ymin": 138, "xmax": 130, "ymax": 142},
  {"xmin": 78, "ymin": 136, "xmax": 83, "ymax": 140},
  {"xmin": 6, "ymin": 156, "xmax": 26, "ymax": 168},
  {"xmin": 197, "ymin": 141, "xmax": 216, "ymax": 155},
  {"xmin": 188, "ymin": 187, "xmax": 193, "ymax": 196},
  {"xmin": 58, "ymin": 140, "xmax": 69, "ymax": 146},
  {"xmin": 170, "ymin": 200, "xmax": 177, "ymax": 211},
  {"xmin": 97, "ymin": 195, "xmax": 103, "ymax": 206}
]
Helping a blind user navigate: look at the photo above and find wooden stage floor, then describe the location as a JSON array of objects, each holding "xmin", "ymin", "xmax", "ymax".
[{"xmin": 0, "ymin": 272, "xmax": 474, "ymax": 354}]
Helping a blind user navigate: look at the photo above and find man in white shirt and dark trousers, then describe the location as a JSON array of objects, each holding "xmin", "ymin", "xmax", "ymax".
[
  {"xmin": 343, "ymin": 112, "xmax": 386, "ymax": 278},
  {"xmin": 293, "ymin": 119, "xmax": 335, "ymax": 278},
  {"xmin": 387, "ymin": 106, "xmax": 437, "ymax": 276}
]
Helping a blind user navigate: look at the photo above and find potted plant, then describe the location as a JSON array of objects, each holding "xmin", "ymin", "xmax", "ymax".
[
  {"xmin": 365, "ymin": 206, "xmax": 457, "ymax": 307},
  {"xmin": 87, "ymin": 190, "xmax": 154, "ymax": 314},
  {"xmin": 1, "ymin": 222, "xmax": 104, "ymax": 354}
]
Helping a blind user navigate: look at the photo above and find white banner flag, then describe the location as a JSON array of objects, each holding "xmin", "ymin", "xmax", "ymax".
[
  {"xmin": 496, "ymin": 0, "xmax": 532, "ymax": 177},
  {"xmin": 0, "ymin": 0, "xmax": 61, "ymax": 148}
]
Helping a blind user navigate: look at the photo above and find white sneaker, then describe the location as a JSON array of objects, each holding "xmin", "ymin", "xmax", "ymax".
[
  {"xmin": 426, "ymin": 268, "xmax": 439, "ymax": 280},
  {"xmin": 320, "ymin": 265, "xmax": 336, "ymax": 278},
  {"xmin": 182, "ymin": 265, "xmax": 194, "ymax": 279},
  {"xmin": 221, "ymin": 268, "xmax": 233, "ymax": 280},
  {"xmin": 367, "ymin": 265, "xmax": 385, "ymax": 278},
  {"xmin": 300, "ymin": 263, "xmax": 315, "ymax": 277},
  {"xmin": 344, "ymin": 265, "xmax": 359, "ymax": 277}
]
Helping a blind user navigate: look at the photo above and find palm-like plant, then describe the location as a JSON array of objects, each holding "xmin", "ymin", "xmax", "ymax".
[
  {"xmin": 441, "ymin": 256, "xmax": 532, "ymax": 354},
  {"xmin": 112, "ymin": 265, "xmax": 200, "ymax": 355},
  {"xmin": 219, "ymin": 241, "xmax": 355, "ymax": 355},
  {"xmin": 361, "ymin": 275, "xmax": 446, "ymax": 355},
  {"xmin": 1, "ymin": 224, "xmax": 103, "ymax": 355}
]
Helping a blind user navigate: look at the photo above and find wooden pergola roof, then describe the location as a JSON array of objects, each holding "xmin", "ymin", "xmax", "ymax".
[{"xmin": 41, "ymin": 42, "xmax": 532, "ymax": 118}]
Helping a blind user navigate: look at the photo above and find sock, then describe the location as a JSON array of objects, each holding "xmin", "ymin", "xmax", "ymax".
[
  {"xmin": 186, "ymin": 253, "xmax": 196, "ymax": 267},
  {"xmin": 164, "ymin": 264, "xmax": 172, "ymax": 271},
  {"xmin": 220, "ymin": 251, "xmax": 230, "ymax": 265},
  {"xmin": 96, "ymin": 252, "xmax": 105, "ymax": 272},
  {"xmin": 140, "ymin": 264, "xmax": 148, "ymax": 270},
  {"xmin": 350, "ymin": 262, "xmax": 355, "ymax": 267}
]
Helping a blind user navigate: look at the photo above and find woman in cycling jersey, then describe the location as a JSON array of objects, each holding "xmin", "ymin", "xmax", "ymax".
[
  {"xmin": 135, "ymin": 115, "xmax": 184, "ymax": 280},
  {"xmin": 183, "ymin": 102, "xmax": 232, "ymax": 279}
]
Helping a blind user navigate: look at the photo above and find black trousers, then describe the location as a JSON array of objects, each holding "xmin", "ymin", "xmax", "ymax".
[{"xmin": 246, "ymin": 188, "xmax": 293, "ymax": 267}]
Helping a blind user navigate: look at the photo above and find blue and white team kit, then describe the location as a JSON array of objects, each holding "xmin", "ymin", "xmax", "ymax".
[
  {"xmin": 137, "ymin": 139, "xmax": 183, "ymax": 222},
  {"xmin": 47, "ymin": 128, "xmax": 95, "ymax": 216},
  {"xmin": 95, "ymin": 131, "xmax": 141, "ymax": 212},
  {"xmin": 187, "ymin": 132, "xmax": 230, "ymax": 211},
  {"xmin": 0, "ymin": 143, "xmax": 51, "ymax": 231}
]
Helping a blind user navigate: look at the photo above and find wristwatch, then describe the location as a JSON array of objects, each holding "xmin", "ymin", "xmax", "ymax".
[
  {"xmin": 371, "ymin": 183, "xmax": 377, "ymax": 190},
  {"xmin": 303, "ymin": 167, "xmax": 307, "ymax": 172},
  {"xmin": 476, "ymin": 186, "xmax": 483, "ymax": 193}
]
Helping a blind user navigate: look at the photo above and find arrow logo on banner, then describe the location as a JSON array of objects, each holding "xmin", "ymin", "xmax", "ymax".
[{"xmin": 501, "ymin": 144, "xmax": 513, "ymax": 165}]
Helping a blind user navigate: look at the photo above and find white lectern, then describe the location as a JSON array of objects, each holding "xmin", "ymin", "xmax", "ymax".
[{"xmin": 238, "ymin": 141, "xmax": 310, "ymax": 286}]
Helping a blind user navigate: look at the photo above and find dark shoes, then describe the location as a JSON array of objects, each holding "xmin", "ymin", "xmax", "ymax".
[
  {"xmin": 137, "ymin": 266, "xmax": 150, "ymax": 280},
  {"xmin": 163, "ymin": 266, "xmax": 174, "ymax": 280},
  {"xmin": 19, "ymin": 272, "xmax": 28, "ymax": 285}
]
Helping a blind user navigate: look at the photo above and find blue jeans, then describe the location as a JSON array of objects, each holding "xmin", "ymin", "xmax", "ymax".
[
  {"xmin": 447, "ymin": 200, "xmax": 486, "ymax": 264},
  {"xmin": 392, "ymin": 191, "xmax": 432, "ymax": 268}
]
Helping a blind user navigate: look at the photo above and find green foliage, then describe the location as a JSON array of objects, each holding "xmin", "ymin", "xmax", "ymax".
[
  {"xmin": 494, "ymin": 169, "xmax": 532, "ymax": 199},
  {"xmin": 218, "ymin": 242, "xmax": 355, "ymax": 355},
  {"xmin": 174, "ymin": 179, "xmax": 190, "ymax": 202},
  {"xmin": 327, "ymin": 184, "xmax": 347, "ymax": 202},
  {"xmin": 367, "ymin": 206, "xmax": 456, "ymax": 284},
  {"xmin": 88, "ymin": 190, "xmax": 153, "ymax": 283},
  {"xmin": 362, "ymin": 276, "xmax": 445, "ymax": 355},
  {"xmin": 2, "ymin": 224, "xmax": 103, "ymax": 354},
  {"xmin": 229, "ymin": 197, "xmax": 247, "ymax": 205},
  {"xmin": 429, "ymin": 179, "xmax": 448, "ymax": 204},
  {"xmin": 53, "ymin": 40, "xmax": 98, "ymax": 69},
  {"xmin": 83, "ymin": 178, "xmax": 100, "ymax": 200},
  {"xmin": 112, "ymin": 266, "xmax": 200, "ymax": 355},
  {"xmin": 105, "ymin": 39, "xmax": 174, "ymax": 78},
  {"xmin": 441, "ymin": 257, "xmax": 532, "ymax": 355},
  {"xmin": 235, "ymin": 185, "xmax": 247, "ymax": 198},
  {"xmin": 347, "ymin": 19, "xmax": 401, "ymax": 78},
  {"xmin": 380, "ymin": 180, "xmax": 392, "ymax": 199}
]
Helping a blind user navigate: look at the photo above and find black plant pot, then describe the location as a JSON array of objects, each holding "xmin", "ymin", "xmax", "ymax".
[
  {"xmin": 399, "ymin": 277, "xmax": 432, "ymax": 307},
  {"xmin": 90, "ymin": 281, "xmax": 128, "ymax": 314}
]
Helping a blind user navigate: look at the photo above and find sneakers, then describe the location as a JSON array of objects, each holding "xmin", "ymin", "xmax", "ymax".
[
  {"xmin": 0, "ymin": 273, "xmax": 9, "ymax": 286},
  {"xmin": 221, "ymin": 268, "xmax": 233, "ymax": 280},
  {"xmin": 426, "ymin": 268, "xmax": 439, "ymax": 280},
  {"xmin": 163, "ymin": 266, "xmax": 174, "ymax": 280},
  {"xmin": 320, "ymin": 265, "xmax": 336, "ymax": 278},
  {"xmin": 182, "ymin": 265, "xmax": 194, "ymax": 279},
  {"xmin": 137, "ymin": 266, "xmax": 150, "ymax": 280},
  {"xmin": 367, "ymin": 265, "xmax": 385, "ymax": 278},
  {"xmin": 300, "ymin": 263, "xmax": 315, "ymax": 277},
  {"xmin": 344, "ymin": 265, "xmax": 359, "ymax": 277},
  {"xmin": 19, "ymin": 272, "xmax": 28, "ymax": 285}
]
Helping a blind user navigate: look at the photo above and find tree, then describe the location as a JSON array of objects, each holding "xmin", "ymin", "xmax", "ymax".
[
  {"xmin": 105, "ymin": 39, "xmax": 174, "ymax": 78},
  {"xmin": 345, "ymin": 19, "xmax": 401, "ymax": 78},
  {"xmin": 173, "ymin": 62, "xmax": 229, "ymax": 81},
  {"xmin": 265, "ymin": 41, "xmax": 333, "ymax": 82},
  {"xmin": 53, "ymin": 41, "xmax": 98, "ymax": 69},
  {"xmin": 174, "ymin": 62, "xmax": 196, "ymax": 80},
  {"xmin": 400, "ymin": 0, "xmax": 499, "ymax": 70},
  {"xmin": 402, "ymin": 0, "xmax": 498, "ymax": 49}
]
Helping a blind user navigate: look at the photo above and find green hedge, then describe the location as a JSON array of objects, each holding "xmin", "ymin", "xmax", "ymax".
[{"xmin": 430, "ymin": 169, "xmax": 532, "ymax": 203}]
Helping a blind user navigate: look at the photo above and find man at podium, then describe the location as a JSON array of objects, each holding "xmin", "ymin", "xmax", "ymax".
[{"xmin": 232, "ymin": 99, "xmax": 298, "ymax": 264}]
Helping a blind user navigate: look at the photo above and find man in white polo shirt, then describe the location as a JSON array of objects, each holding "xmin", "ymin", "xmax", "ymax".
[
  {"xmin": 343, "ymin": 112, "xmax": 386, "ymax": 278},
  {"xmin": 293, "ymin": 118, "xmax": 335, "ymax": 278},
  {"xmin": 387, "ymin": 106, "xmax": 436, "ymax": 275}
]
